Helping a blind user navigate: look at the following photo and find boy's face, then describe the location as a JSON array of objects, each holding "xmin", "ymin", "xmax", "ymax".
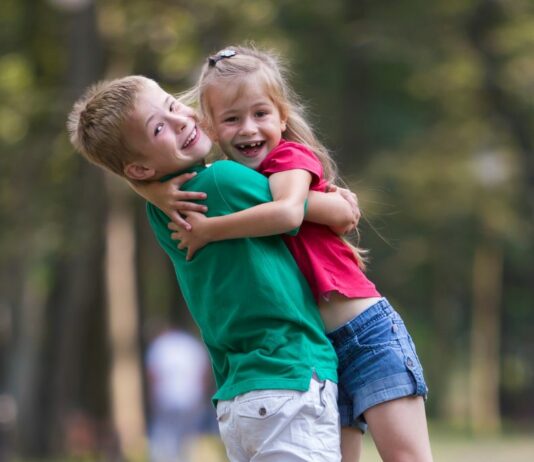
[
  {"xmin": 123, "ymin": 81, "xmax": 212, "ymax": 180},
  {"xmin": 205, "ymin": 78, "xmax": 287, "ymax": 170}
]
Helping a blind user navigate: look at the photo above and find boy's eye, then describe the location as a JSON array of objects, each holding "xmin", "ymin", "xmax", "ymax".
[
  {"xmin": 255, "ymin": 111, "xmax": 267, "ymax": 118},
  {"xmin": 224, "ymin": 116, "xmax": 237, "ymax": 123},
  {"xmin": 154, "ymin": 123, "xmax": 164, "ymax": 136},
  {"xmin": 169, "ymin": 101, "xmax": 175, "ymax": 112}
]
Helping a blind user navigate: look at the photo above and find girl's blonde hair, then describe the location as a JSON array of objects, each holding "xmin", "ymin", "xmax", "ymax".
[
  {"xmin": 192, "ymin": 44, "xmax": 367, "ymax": 268},
  {"xmin": 67, "ymin": 75, "xmax": 152, "ymax": 176},
  {"xmin": 193, "ymin": 44, "xmax": 339, "ymax": 184}
]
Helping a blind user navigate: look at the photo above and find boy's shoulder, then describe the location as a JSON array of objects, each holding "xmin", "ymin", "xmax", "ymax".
[
  {"xmin": 207, "ymin": 161, "xmax": 271, "ymax": 207},
  {"xmin": 207, "ymin": 160, "xmax": 267, "ymax": 186},
  {"xmin": 209, "ymin": 159, "xmax": 257, "ymax": 175}
]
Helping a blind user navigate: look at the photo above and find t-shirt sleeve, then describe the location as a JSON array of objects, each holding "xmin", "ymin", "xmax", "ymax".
[
  {"xmin": 260, "ymin": 143, "xmax": 323, "ymax": 188},
  {"xmin": 146, "ymin": 202, "xmax": 182, "ymax": 257}
]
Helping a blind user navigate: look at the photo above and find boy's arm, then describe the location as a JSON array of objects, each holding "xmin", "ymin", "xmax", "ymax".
[
  {"xmin": 172, "ymin": 169, "xmax": 311, "ymax": 260},
  {"xmin": 128, "ymin": 172, "xmax": 207, "ymax": 230}
]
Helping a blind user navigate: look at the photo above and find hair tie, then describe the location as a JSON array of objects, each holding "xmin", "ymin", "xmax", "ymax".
[{"xmin": 208, "ymin": 49, "xmax": 237, "ymax": 67}]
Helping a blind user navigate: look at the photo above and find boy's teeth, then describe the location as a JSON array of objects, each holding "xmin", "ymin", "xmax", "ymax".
[{"xmin": 183, "ymin": 128, "xmax": 196, "ymax": 148}]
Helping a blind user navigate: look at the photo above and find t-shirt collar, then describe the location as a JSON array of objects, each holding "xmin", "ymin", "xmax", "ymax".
[
  {"xmin": 258, "ymin": 138, "xmax": 287, "ymax": 171},
  {"xmin": 159, "ymin": 164, "xmax": 205, "ymax": 183}
]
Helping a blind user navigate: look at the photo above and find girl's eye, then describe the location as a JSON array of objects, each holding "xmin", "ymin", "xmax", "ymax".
[
  {"xmin": 224, "ymin": 116, "xmax": 237, "ymax": 123},
  {"xmin": 169, "ymin": 102, "xmax": 175, "ymax": 112},
  {"xmin": 154, "ymin": 123, "xmax": 164, "ymax": 136},
  {"xmin": 256, "ymin": 111, "xmax": 267, "ymax": 118}
]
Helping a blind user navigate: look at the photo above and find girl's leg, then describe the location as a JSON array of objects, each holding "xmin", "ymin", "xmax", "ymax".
[
  {"xmin": 364, "ymin": 396, "xmax": 433, "ymax": 462},
  {"xmin": 340, "ymin": 427, "xmax": 362, "ymax": 462}
]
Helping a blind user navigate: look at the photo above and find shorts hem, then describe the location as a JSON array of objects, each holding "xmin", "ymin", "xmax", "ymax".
[{"xmin": 352, "ymin": 372, "xmax": 426, "ymax": 418}]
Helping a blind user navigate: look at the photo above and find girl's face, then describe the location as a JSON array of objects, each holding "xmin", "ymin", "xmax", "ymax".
[
  {"xmin": 124, "ymin": 81, "xmax": 212, "ymax": 179},
  {"xmin": 205, "ymin": 78, "xmax": 287, "ymax": 170}
]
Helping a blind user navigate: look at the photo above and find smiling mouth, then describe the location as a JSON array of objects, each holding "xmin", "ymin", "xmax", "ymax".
[
  {"xmin": 236, "ymin": 141, "xmax": 265, "ymax": 157},
  {"xmin": 182, "ymin": 127, "xmax": 198, "ymax": 149}
]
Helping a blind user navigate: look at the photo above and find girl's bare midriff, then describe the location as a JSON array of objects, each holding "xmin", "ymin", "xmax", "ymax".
[{"xmin": 319, "ymin": 293, "xmax": 382, "ymax": 333}]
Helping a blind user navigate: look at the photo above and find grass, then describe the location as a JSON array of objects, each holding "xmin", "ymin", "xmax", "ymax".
[
  {"xmin": 12, "ymin": 426, "xmax": 534, "ymax": 461},
  {"xmin": 359, "ymin": 425, "xmax": 534, "ymax": 462}
]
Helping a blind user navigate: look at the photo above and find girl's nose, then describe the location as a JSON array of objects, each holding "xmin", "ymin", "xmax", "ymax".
[{"xmin": 239, "ymin": 117, "xmax": 257, "ymax": 136}]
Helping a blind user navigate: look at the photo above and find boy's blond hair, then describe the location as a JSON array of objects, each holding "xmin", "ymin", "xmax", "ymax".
[{"xmin": 67, "ymin": 75, "xmax": 152, "ymax": 177}]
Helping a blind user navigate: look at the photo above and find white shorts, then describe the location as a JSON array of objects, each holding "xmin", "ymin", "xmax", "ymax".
[{"xmin": 216, "ymin": 376, "xmax": 341, "ymax": 461}]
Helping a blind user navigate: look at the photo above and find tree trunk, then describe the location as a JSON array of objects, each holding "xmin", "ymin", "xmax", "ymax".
[
  {"xmin": 21, "ymin": 0, "xmax": 109, "ymax": 457},
  {"xmin": 105, "ymin": 175, "xmax": 146, "ymax": 459},
  {"xmin": 8, "ymin": 259, "xmax": 49, "ymax": 454},
  {"xmin": 469, "ymin": 235, "xmax": 502, "ymax": 433},
  {"xmin": 467, "ymin": 0, "xmax": 534, "ymax": 218},
  {"xmin": 340, "ymin": 0, "xmax": 371, "ymax": 171}
]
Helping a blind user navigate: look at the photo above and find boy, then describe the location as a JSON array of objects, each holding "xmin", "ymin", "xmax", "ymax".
[{"xmin": 68, "ymin": 76, "xmax": 344, "ymax": 461}]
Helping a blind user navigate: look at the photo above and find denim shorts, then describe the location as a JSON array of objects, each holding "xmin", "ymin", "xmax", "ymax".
[{"xmin": 326, "ymin": 298, "xmax": 428, "ymax": 432}]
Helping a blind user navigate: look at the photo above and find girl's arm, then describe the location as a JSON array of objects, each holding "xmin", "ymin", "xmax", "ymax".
[
  {"xmin": 172, "ymin": 170, "xmax": 361, "ymax": 260},
  {"xmin": 128, "ymin": 172, "xmax": 207, "ymax": 230},
  {"xmin": 173, "ymin": 169, "xmax": 312, "ymax": 260},
  {"xmin": 306, "ymin": 185, "xmax": 360, "ymax": 229}
]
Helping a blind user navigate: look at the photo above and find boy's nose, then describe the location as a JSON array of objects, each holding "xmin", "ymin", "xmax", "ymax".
[{"xmin": 170, "ymin": 114, "xmax": 188, "ymax": 132}]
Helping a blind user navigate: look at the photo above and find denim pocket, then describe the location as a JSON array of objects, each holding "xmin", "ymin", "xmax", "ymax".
[{"xmin": 353, "ymin": 314, "xmax": 402, "ymax": 351}]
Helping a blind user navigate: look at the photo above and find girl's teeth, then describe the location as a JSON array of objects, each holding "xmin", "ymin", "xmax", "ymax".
[{"xmin": 239, "ymin": 142, "xmax": 260, "ymax": 149}]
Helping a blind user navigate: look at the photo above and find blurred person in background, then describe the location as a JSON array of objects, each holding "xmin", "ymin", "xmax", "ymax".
[{"xmin": 145, "ymin": 326, "xmax": 215, "ymax": 462}]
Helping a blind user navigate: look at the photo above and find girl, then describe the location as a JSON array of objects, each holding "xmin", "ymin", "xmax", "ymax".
[{"xmin": 144, "ymin": 45, "xmax": 433, "ymax": 462}]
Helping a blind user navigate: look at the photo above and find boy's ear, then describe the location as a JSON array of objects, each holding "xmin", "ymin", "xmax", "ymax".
[{"xmin": 123, "ymin": 163, "xmax": 155, "ymax": 181}]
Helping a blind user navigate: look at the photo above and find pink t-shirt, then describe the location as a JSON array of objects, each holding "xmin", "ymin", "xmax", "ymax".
[{"xmin": 258, "ymin": 139, "xmax": 381, "ymax": 302}]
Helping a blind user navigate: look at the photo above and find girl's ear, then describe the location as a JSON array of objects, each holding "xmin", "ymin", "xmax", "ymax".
[
  {"xmin": 279, "ymin": 105, "xmax": 288, "ymax": 133},
  {"xmin": 206, "ymin": 123, "xmax": 218, "ymax": 142},
  {"xmin": 209, "ymin": 130, "xmax": 218, "ymax": 142},
  {"xmin": 124, "ymin": 163, "xmax": 156, "ymax": 181}
]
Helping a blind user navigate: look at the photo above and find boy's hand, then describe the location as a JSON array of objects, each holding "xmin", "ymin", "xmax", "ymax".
[
  {"xmin": 327, "ymin": 184, "xmax": 360, "ymax": 233},
  {"xmin": 131, "ymin": 172, "xmax": 208, "ymax": 231},
  {"xmin": 168, "ymin": 212, "xmax": 212, "ymax": 261},
  {"xmin": 161, "ymin": 173, "xmax": 208, "ymax": 231}
]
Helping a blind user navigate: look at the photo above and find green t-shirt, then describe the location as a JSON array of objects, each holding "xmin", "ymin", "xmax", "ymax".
[{"xmin": 146, "ymin": 160, "xmax": 338, "ymax": 402}]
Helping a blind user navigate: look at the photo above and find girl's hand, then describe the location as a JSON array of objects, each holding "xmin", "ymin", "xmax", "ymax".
[
  {"xmin": 327, "ymin": 184, "xmax": 360, "ymax": 233},
  {"xmin": 168, "ymin": 212, "xmax": 213, "ymax": 261},
  {"xmin": 131, "ymin": 172, "xmax": 208, "ymax": 230}
]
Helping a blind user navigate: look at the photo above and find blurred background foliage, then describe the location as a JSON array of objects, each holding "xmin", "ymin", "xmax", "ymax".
[{"xmin": 0, "ymin": 0, "xmax": 533, "ymax": 460}]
